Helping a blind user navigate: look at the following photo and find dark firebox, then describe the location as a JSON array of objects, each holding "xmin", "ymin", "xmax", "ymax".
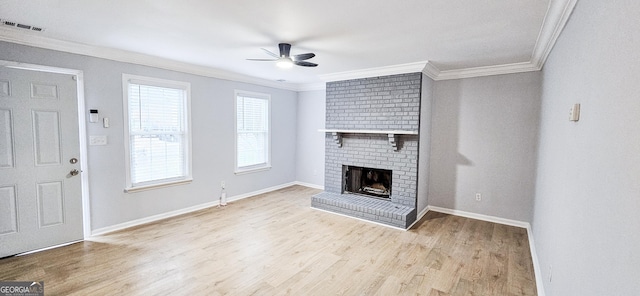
[{"xmin": 343, "ymin": 165, "xmax": 392, "ymax": 199}]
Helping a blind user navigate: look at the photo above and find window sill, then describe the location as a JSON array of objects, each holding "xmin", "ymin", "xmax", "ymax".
[
  {"xmin": 234, "ymin": 166, "xmax": 271, "ymax": 175},
  {"xmin": 124, "ymin": 178, "xmax": 193, "ymax": 193}
]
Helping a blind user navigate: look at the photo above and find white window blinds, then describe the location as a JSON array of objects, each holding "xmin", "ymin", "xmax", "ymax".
[
  {"xmin": 236, "ymin": 92, "xmax": 270, "ymax": 172},
  {"xmin": 123, "ymin": 75, "xmax": 191, "ymax": 190}
]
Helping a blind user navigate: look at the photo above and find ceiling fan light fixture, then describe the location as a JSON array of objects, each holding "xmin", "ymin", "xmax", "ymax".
[
  {"xmin": 248, "ymin": 43, "xmax": 317, "ymax": 68},
  {"xmin": 276, "ymin": 57, "xmax": 294, "ymax": 68}
]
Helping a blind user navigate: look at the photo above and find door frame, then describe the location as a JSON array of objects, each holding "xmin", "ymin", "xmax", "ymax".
[{"xmin": 0, "ymin": 60, "xmax": 91, "ymax": 239}]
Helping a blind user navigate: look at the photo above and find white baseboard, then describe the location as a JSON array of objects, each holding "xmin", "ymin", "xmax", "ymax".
[
  {"xmin": 293, "ymin": 181, "xmax": 324, "ymax": 190},
  {"xmin": 426, "ymin": 205, "xmax": 544, "ymax": 296},
  {"xmin": 426, "ymin": 206, "xmax": 529, "ymax": 228},
  {"xmin": 90, "ymin": 182, "xmax": 299, "ymax": 237},
  {"xmin": 90, "ymin": 200, "xmax": 220, "ymax": 237},
  {"xmin": 527, "ymin": 224, "xmax": 545, "ymax": 296}
]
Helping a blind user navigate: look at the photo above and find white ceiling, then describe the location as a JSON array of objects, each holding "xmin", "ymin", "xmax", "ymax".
[{"xmin": 0, "ymin": 0, "xmax": 567, "ymax": 90}]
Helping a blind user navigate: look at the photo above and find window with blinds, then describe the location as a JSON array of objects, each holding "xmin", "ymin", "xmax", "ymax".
[
  {"xmin": 235, "ymin": 91, "xmax": 271, "ymax": 173},
  {"xmin": 123, "ymin": 74, "xmax": 192, "ymax": 191}
]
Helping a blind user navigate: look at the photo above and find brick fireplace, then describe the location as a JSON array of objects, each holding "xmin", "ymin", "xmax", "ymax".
[{"xmin": 312, "ymin": 73, "xmax": 422, "ymax": 229}]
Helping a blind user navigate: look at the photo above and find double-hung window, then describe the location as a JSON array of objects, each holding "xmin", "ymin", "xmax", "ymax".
[
  {"xmin": 235, "ymin": 90, "xmax": 270, "ymax": 174},
  {"xmin": 123, "ymin": 74, "xmax": 192, "ymax": 192}
]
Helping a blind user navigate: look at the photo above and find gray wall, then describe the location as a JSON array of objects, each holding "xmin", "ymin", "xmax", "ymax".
[
  {"xmin": 0, "ymin": 41, "xmax": 298, "ymax": 231},
  {"xmin": 295, "ymin": 89, "xmax": 325, "ymax": 187},
  {"xmin": 533, "ymin": 0, "xmax": 640, "ymax": 295},
  {"xmin": 417, "ymin": 75, "xmax": 434, "ymax": 214},
  {"xmin": 428, "ymin": 71, "xmax": 541, "ymax": 222}
]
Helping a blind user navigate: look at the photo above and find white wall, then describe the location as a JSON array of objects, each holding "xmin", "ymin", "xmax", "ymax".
[
  {"xmin": 428, "ymin": 72, "xmax": 541, "ymax": 222},
  {"xmin": 295, "ymin": 89, "xmax": 325, "ymax": 187},
  {"xmin": 0, "ymin": 42, "xmax": 298, "ymax": 231},
  {"xmin": 533, "ymin": 0, "xmax": 640, "ymax": 295},
  {"xmin": 417, "ymin": 75, "xmax": 434, "ymax": 214}
]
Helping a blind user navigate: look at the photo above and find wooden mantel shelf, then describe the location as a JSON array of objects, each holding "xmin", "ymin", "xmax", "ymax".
[
  {"xmin": 318, "ymin": 129, "xmax": 418, "ymax": 135},
  {"xmin": 318, "ymin": 129, "xmax": 418, "ymax": 151}
]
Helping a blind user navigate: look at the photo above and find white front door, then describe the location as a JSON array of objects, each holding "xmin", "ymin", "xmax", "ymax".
[{"xmin": 0, "ymin": 66, "xmax": 84, "ymax": 257}]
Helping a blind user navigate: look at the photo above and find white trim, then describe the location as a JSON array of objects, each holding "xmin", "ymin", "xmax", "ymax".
[
  {"xmin": 424, "ymin": 62, "xmax": 541, "ymax": 81},
  {"xmin": 293, "ymin": 181, "xmax": 324, "ymax": 190},
  {"xmin": 234, "ymin": 166, "xmax": 272, "ymax": 175},
  {"xmin": 229, "ymin": 182, "xmax": 298, "ymax": 201},
  {"xmin": 1, "ymin": 61, "xmax": 92, "ymax": 239},
  {"xmin": 121, "ymin": 74, "xmax": 193, "ymax": 191},
  {"xmin": 531, "ymin": 0, "xmax": 579, "ymax": 70},
  {"xmin": 425, "ymin": 205, "xmax": 545, "ymax": 295},
  {"xmin": 310, "ymin": 207, "xmax": 407, "ymax": 231},
  {"xmin": 318, "ymin": 129, "xmax": 418, "ymax": 135},
  {"xmin": 319, "ymin": 61, "xmax": 429, "ymax": 82},
  {"xmin": 234, "ymin": 90, "xmax": 271, "ymax": 174},
  {"xmin": 527, "ymin": 223, "xmax": 546, "ymax": 296},
  {"xmin": 0, "ymin": 0, "xmax": 577, "ymax": 90},
  {"xmin": 75, "ymin": 71, "xmax": 91, "ymax": 239},
  {"xmin": 0, "ymin": 27, "xmax": 303, "ymax": 92},
  {"xmin": 426, "ymin": 205, "xmax": 529, "ymax": 228},
  {"xmin": 124, "ymin": 179, "xmax": 193, "ymax": 193},
  {"xmin": 90, "ymin": 200, "xmax": 220, "ymax": 237},
  {"xmin": 90, "ymin": 182, "xmax": 299, "ymax": 237},
  {"xmin": 422, "ymin": 62, "xmax": 441, "ymax": 80}
]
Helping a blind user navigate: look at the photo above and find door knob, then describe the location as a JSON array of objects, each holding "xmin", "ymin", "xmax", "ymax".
[{"xmin": 70, "ymin": 169, "xmax": 80, "ymax": 176}]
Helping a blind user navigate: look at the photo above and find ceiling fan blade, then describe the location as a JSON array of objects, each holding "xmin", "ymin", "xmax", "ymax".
[
  {"xmin": 260, "ymin": 48, "xmax": 279, "ymax": 58},
  {"xmin": 247, "ymin": 58, "xmax": 278, "ymax": 61},
  {"xmin": 294, "ymin": 61, "xmax": 318, "ymax": 67},
  {"xmin": 293, "ymin": 53, "xmax": 315, "ymax": 61},
  {"xmin": 278, "ymin": 43, "xmax": 291, "ymax": 57}
]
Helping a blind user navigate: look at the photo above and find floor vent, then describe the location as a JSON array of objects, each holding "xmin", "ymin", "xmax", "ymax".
[{"xmin": 0, "ymin": 19, "xmax": 45, "ymax": 32}]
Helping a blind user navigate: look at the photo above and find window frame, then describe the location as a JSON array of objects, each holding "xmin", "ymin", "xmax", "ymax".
[
  {"xmin": 234, "ymin": 90, "xmax": 271, "ymax": 174},
  {"xmin": 122, "ymin": 74, "xmax": 193, "ymax": 192}
]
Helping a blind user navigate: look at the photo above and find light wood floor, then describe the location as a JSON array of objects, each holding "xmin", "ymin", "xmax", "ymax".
[{"xmin": 0, "ymin": 185, "xmax": 536, "ymax": 295}]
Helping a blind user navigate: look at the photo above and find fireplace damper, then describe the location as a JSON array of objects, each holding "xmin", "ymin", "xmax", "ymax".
[{"xmin": 343, "ymin": 165, "xmax": 392, "ymax": 199}]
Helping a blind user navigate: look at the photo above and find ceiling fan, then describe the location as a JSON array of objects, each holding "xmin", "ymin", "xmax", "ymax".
[{"xmin": 247, "ymin": 43, "xmax": 318, "ymax": 68}]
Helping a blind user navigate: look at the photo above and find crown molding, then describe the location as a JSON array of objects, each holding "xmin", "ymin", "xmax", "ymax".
[
  {"xmin": 0, "ymin": 0, "xmax": 577, "ymax": 89},
  {"xmin": 0, "ymin": 27, "xmax": 303, "ymax": 92},
  {"xmin": 422, "ymin": 61, "xmax": 541, "ymax": 81},
  {"xmin": 421, "ymin": 62, "xmax": 441, "ymax": 80},
  {"xmin": 531, "ymin": 0, "xmax": 579, "ymax": 69},
  {"xmin": 318, "ymin": 61, "xmax": 428, "ymax": 82},
  {"xmin": 422, "ymin": 0, "xmax": 577, "ymax": 81},
  {"xmin": 326, "ymin": 0, "xmax": 578, "ymax": 84}
]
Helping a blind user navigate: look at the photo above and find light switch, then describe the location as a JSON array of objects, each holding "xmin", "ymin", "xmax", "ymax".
[
  {"xmin": 89, "ymin": 135, "xmax": 107, "ymax": 146},
  {"xmin": 103, "ymin": 117, "xmax": 110, "ymax": 128}
]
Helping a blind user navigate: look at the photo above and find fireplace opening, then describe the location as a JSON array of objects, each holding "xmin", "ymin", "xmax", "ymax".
[{"xmin": 343, "ymin": 165, "xmax": 392, "ymax": 199}]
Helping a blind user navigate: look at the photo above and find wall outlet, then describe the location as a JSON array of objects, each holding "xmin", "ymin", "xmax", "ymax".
[
  {"xmin": 475, "ymin": 193, "xmax": 482, "ymax": 201},
  {"xmin": 221, "ymin": 181, "xmax": 225, "ymax": 189}
]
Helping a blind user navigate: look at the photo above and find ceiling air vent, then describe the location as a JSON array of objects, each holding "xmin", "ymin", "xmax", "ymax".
[{"xmin": 0, "ymin": 19, "xmax": 45, "ymax": 32}]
